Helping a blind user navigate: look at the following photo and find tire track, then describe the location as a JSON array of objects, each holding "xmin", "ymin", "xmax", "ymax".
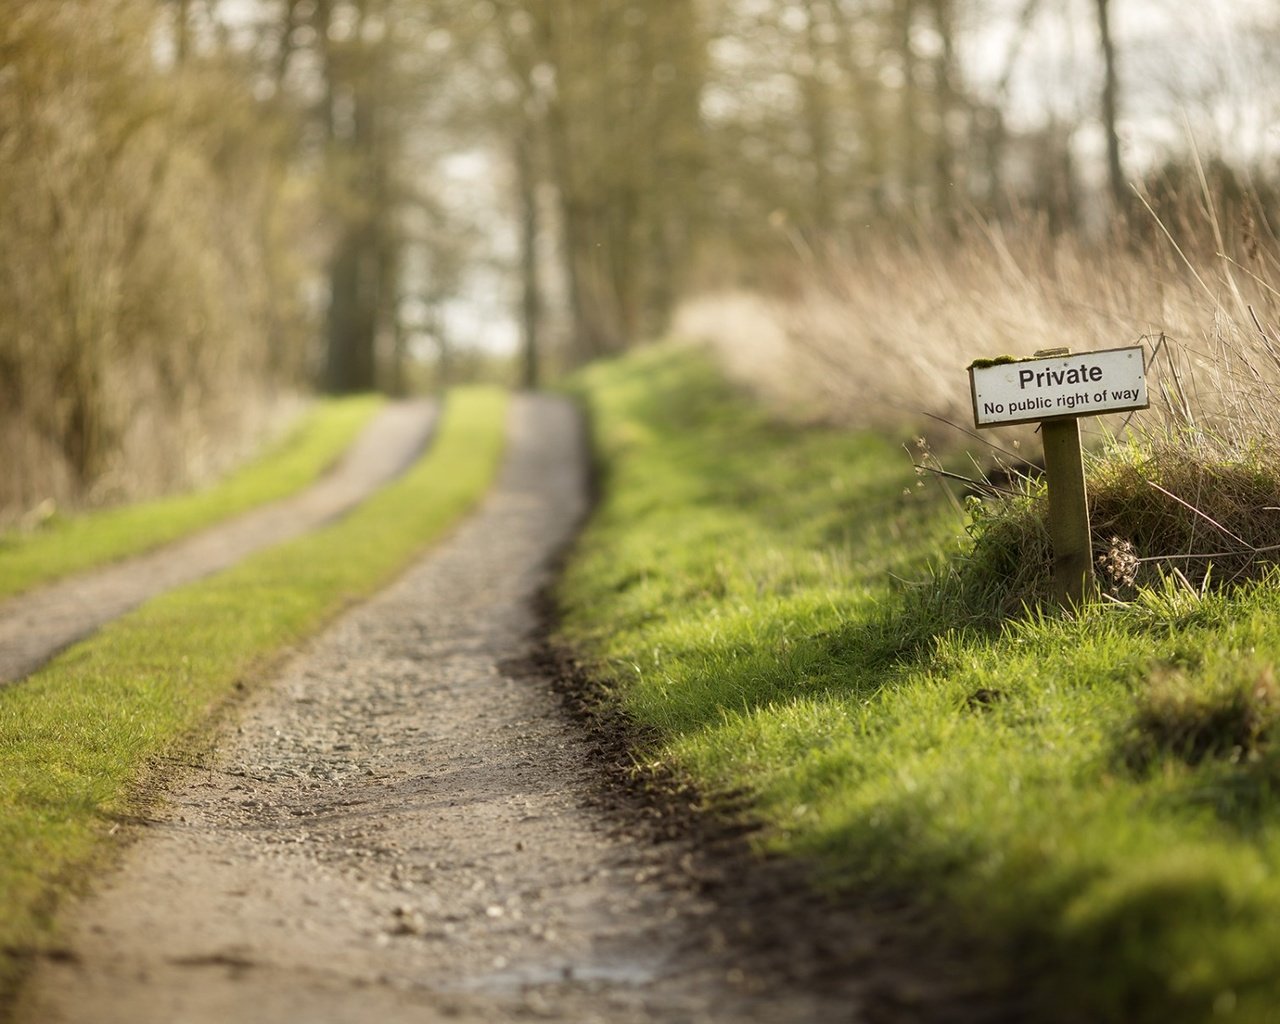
[
  {"xmin": 11, "ymin": 394, "xmax": 875, "ymax": 1024},
  {"xmin": 0, "ymin": 400, "xmax": 437, "ymax": 686}
]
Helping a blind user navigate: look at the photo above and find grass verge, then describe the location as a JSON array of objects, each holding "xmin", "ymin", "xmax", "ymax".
[
  {"xmin": 0, "ymin": 395, "xmax": 384, "ymax": 600},
  {"xmin": 0, "ymin": 388, "xmax": 506, "ymax": 1002},
  {"xmin": 559, "ymin": 345, "xmax": 1280, "ymax": 1023}
]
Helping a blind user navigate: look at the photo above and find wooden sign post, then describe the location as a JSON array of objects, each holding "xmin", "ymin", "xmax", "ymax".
[{"xmin": 968, "ymin": 345, "xmax": 1148, "ymax": 607}]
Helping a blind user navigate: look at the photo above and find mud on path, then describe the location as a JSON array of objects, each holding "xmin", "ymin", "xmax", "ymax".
[
  {"xmin": 13, "ymin": 395, "xmax": 1000, "ymax": 1024},
  {"xmin": 0, "ymin": 401, "xmax": 437, "ymax": 686}
]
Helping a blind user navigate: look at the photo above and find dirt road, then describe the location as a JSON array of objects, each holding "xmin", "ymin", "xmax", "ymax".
[
  {"xmin": 12, "ymin": 395, "xmax": 995, "ymax": 1024},
  {"xmin": 0, "ymin": 401, "xmax": 437, "ymax": 685}
]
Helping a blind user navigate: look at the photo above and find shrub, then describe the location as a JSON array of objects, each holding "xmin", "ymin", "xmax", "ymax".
[{"xmin": 0, "ymin": 1, "xmax": 315, "ymax": 520}]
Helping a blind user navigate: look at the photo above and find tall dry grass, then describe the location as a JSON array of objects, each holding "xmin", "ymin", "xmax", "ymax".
[
  {"xmin": 677, "ymin": 177, "xmax": 1280, "ymax": 597},
  {"xmin": 0, "ymin": 1, "xmax": 316, "ymax": 522},
  {"xmin": 683, "ymin": 191, "xmax": 1280, "ymax": 451}
]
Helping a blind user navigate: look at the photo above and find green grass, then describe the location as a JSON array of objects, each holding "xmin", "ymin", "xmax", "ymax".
[
  {"xmin": 0, "ymin": 395, "xmax": 385, "ymax": 600},
  {"xmin": 0, "ymin": 388, "xmax": 506, "ymax": 1001},
  {"xmin": 559, "ymin": 344, "xmax": 1280, "ymax": 1023}
]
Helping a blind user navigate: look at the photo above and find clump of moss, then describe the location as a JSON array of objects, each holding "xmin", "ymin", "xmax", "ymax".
[
  {"xmin": 1122, "ymin": 664, "xmax": 1279, "ymax": 773},
  {"xmin": 967, "ymin": 354, "xmax": 1021, "ymax": 370}
]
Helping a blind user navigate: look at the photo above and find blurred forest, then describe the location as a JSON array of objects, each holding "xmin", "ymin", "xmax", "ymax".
[{"xmin": 2, "ymin": 0, "xmax": 1277, "ymax": 517}]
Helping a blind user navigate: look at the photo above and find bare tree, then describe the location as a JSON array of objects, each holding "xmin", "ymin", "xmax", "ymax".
[{"xmin": 1094, "ymin": 0, "xmax": 1126, "ymax": 212}]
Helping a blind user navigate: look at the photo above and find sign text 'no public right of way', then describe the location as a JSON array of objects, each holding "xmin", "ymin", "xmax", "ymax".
[{"xmin": 969, "ymin": 346, "xmax": 1148, "ymax": 428}]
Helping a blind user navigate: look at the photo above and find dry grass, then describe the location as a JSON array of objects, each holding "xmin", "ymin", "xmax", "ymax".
[
  {"xmin": 681, "ymin": 186, "xmax": 1280, "ymax": 448},
  {"xmin": 678, "ymin": 178, "xmax": 1280, "ymax": 603}
]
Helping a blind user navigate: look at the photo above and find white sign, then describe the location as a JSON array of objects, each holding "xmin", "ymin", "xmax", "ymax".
[{"xmin": 969, "ymin": 346, "xmax": 1147, "ymax": 428}]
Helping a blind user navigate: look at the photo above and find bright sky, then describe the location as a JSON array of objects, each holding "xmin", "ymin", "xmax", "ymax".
[{"xmin": 967, "ymin": 0, "xmax": 1279, "ymax": 169}]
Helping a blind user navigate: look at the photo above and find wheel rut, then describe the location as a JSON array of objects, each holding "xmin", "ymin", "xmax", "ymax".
[
  {"xmin": 0, "ymin": 400, "xmax": 437, "ymax": 686},
  {"xmin": 11, "ymin": 394, "xmax": 983, "ymax": 1024}
]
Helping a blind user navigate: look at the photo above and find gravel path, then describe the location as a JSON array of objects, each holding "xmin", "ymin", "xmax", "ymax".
[
  {"xmin": 0, "ymin": 401, "xmax": 437, "ymax": 685},
  {"xmin": 9, "ymin": 394, "xmax": 889, "ymax": 1024}
]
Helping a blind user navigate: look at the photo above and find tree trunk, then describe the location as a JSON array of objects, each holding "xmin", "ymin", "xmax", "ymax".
[
  {"xmin": 928, "ymin": 0, "xmax": 958, "ymax": 220},
  {"xmin": 826, "ymin": 0, "xmax": 886, "ymax": 214},
  {"xmin": 799, "ymin": 0, "xmax": 834, "ymax": 230},
  {"xmin": 325, "ymin": 229, "xmax": 376, "ymax": 392},
  {"xmin": 515, "ymin": 123, "xmax": 541, "ymax": 390},
  {"xmin": 174, "ymin": 0, "xmax": 191, "ymax": 64},
  {"xmin": 275, "ymin": 0, "xmax": 300, "ymax": 88},
  {"xmin": 313, "ymin": 0, "xmax": 336, "ymax": 140},
  {"xmin": 896, "ymin": 0, "xmax": 919, "ymax": 204},
  {"xmin": 1094, "ymin": 0, "xmax": 1126, "ymax": 213},
  {"xmin": 322, "ymin": 0, "xmax": 382, "ymax": 393}
]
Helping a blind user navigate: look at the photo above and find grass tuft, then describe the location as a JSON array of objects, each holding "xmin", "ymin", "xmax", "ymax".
[
  {"xmin": 1089, "ymin": 439, "xmax": 1280, "ymax": 591},
  {"xmin": 1123, "ymin": 664, "xmax": 1280, "ymax": 773},
  {"xmin": 920, "ymin": 436, "xmax": 1280, "ymax": 623}
]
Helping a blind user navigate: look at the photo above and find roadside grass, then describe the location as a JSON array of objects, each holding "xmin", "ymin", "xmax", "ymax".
[
  {"xmin": 559, "ymin": 345, "xmax": 1280, "ymax": 1023},
  {"xmin": 0, "ymin": 388, "xmax": 506, "ymax": 1002},
  {"xmin": 0, "ymin": 395, "xmax": 384, "ymax": 600}
]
